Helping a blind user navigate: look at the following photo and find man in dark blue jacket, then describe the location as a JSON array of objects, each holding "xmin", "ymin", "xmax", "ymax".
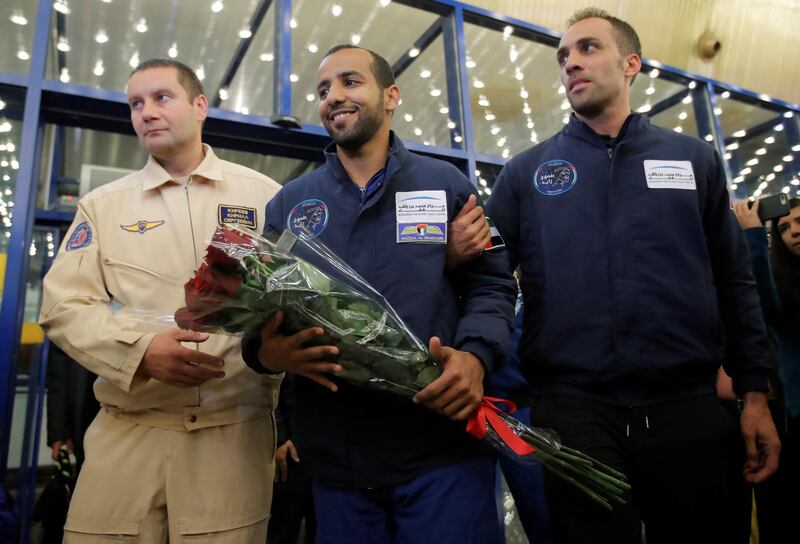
[
  {"xmin": 244, "ymin": 45, "xmax": 516, "ymax": 543},
  {"xmin": 484, "ymin": 8, "xmax": 780, "ymax": 544}
]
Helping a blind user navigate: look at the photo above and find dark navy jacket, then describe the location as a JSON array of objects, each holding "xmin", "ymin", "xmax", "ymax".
[
  {"xmin": 486, "ymin": 114, "xmax": 770, "ymax": 406},
  {"xmin": 256, "ymin": 133, "xmax": 516, "ymax": 488}
]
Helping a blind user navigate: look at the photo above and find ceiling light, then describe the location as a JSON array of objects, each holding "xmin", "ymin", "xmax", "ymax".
[
  {"xmin": 645, "ymin": 85, "xmax": 655, "ymax": 95},
  {"xmin": 211, "ymin": 1, "xmax": 224, "ymax": 13},
  {"xmin": 429, "ymin": 88, "xmax": 441, "ymax": 97},
  {"xmin": 289, "ymin": 74, "xmax": 299, "ymax": 83},
  {"xmin": 674, "ymin": 126, "xmax": 683, "ymax": 133},
  {"xmin": 746, "ymin": 158, "xmax": 759, "ymax": 166},
  {"xmin": 704, "ymin": 134, "xmax": 713, "ymax": 142},
  {"xmin": 485, "ymin": 112, "xmax": 496, "ymax": 121},
  {"xmin": 726, "ymin": 143, "xmax": 739, "ymax": 151},
  {"xmin": 404, "ymin": 113, "xmax": 413, "ymax": 122},
  {"xmin": 527, "ymin": 119, "xmax": 534, "ymax": 129},
  {"xmin": 260, "ymin": 52, "xmax": 274, "ymax": 62},
  {"xmin": 688, "ymin": 81, "xmax": 697, "ymax": 89},
  {"xmin": 793, "ymin": 144, "xmax": 800, "ymax": 152},
  {"xmin": 679, "ymin": 111, "xmax": 688, "ymax": 120},
  {"xmin": 682, "ymin": 95, "xmax": 692, "ymax": 104},
  {"xmin": 307, "ymin": 43, "xmax": 318, "ymax": 53},
  {"xmin": 465, "ymin": 58, "xmax": 476, "ymax": 69},
  {"xmin": 305, "ymin": 93, "xmax": 315, "ymax": 102},
  {"xmin": 514, "ymin": 69, "xmax": 523, "ymax": 81},
  {"xmin": 473, "ymin": 79, "xmax": 484, "ymax": 89},
  {"xmin": 95, "ymin": 30, "xmax": 109, "ymax": 44},
  {"xmin": 563, "ymin": 115, "xmax": 569, "ymax": 124},
  {"xmin": 53, "ymin": 0, "xmax": 70, "ymax": 15},
  {"xmin": 219, "ymin": 88, "xmax": 229, "ymax": 101},
  {"xmin": 783, "ymin": 111, "xmax": 794, "ymax": 118},
  {"xmin": 57, "ymin": 37, "xmax": 70, "ymax": 52},
  {"xmin": 380, "ymin": 0, "xmax": 391, "ymax": 7},
  {"xmin": 758, "ymin": 93, "xmax": 771, "ymax": 102},
  {"xmin": 560, "ymin": 100, "xmax": 570, "ymax": 110},
  {"xmin": 520, "ymin": 88, "xmax": 528, "ymax": 99},
  {"xmin": 351, "ymin": 34, "xmax": 361, "ymax": 45},
  {"xmin": 0, "ymin": 100, "xmax": 5, "ymax": 111},
  {"xmin": 414, "ymin": 127, "xmax": 422, "ymax": 136},
  {"xmin": 439, "ymin": 106, "xmax": 448, "ymax": 114},
  {"xmin": 721, "ymin": 91, "xmax": 731, "ymax": 99},
  {"xmin": 420, "ymin": 69, "xmax": 431, "ymax": 78},
  {"xmin": 478, "ymin": 96, "xmax": 489, "ymax": 107},
  {"xmin": 774, "ymin": 164, "xmax": 784, "ymax": 172},
  {"xmin": 774, "ymin": 124, "xmax": 784, "ymax": 131},
  {"xmin": 239, "ymin": 27, "xmax": 252, "ymax": 39},
  {"xmin": 59, "ymin": 67, "xmax": 70, "ymax": 83},
  {"xmin": 490, "ymin": 125, "xmax": 500, "ymax": 135},
  {"xmin": 503, "ymin": 26, "xmax": 513, "ymax": 40},
  {"xmin": 290, "ymin": 18, "xmax": 297, "ymax": 28},
  {"xmin": 739, "ymin": 167, "xmax": 752, "ymax": 175},
  {"xmin": 649, "ymin": 69, "xmax": 660, "ymax": 78},
  {"xmin": 168, "ymin": 43, "xmax": 178, "ymax": 58},
  {"xmin": 784, "ymin": 155, "xmax": 794, "ymax": 162},
  {"xmin": 765, "ymin": 136, "xmax": 775, "ymax": 144},
  {"xmin": 332, "ymin": 4, "xmax": 342, "ymax": 16},
  {"xmin": 714, "ymin": 107, "xmax": 722, "ymax": 115},
  {"xmin": 755, "ymin": 148, "xmax": 766, "ymax": 155},
  {"xmin": 638, "ymin": 104, "xmax": 652, "ymax": 113},
  {"xmin": 447, "ymin": 121, "xmax": 456, "ymax": 129},
  {"xmin": 17, "ymin": 50, "xmax": 29, "ymax": 61},
  {"xmin": 136, "ymin": 18, "xmax": 148, "ymax": 33},
  {"xmin": 196, "ymin": 65, "xmax": 205, "ymax": 81},
  {"xmin": 522, "ymin": 104, "xmax": 531, "ymax": 115},
  {"xmin": 509, "ymin": 45, "xmax": 518, "ymax": 63},
  {"xmin": 724, "ymin": 153, "xmax": 732, "ymax": 160},
  {"xmin": 557, "ymin": 85, "xmax": 565, "ymax": 95},
  {"xmin": 791, "ymin": 178, "xmax": 799, "ymax": 186},
  {"xmin": 129, "ymin": 51, "xmax": 139, "ymax": 68},
  {"xmin": 93, "ymin": 60, "xmax": 104, "ymax": 76},
  {"xmin": 782, "ymin": 186, "xmax": 791, "ymax": 194},
  {"xmin": 732, "ymin": 129, "xmax": 746, "ymax": 138},
  {"xmin": 454, "ymin": 135, "xmax": 463, "ymax": 143},
  {"xmin": 408, "ymin": 47, "xmax": 420, "ymax": 58},
  {"xmin": 10, "ymin": 12, "xmax": 27, "ymax": 26}
]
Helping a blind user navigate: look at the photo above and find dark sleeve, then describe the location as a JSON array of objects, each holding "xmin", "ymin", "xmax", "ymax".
[
  {"xmin": 46, "ymin": 344, "xmax": 71, "ymax": 445},
  {"xmin": 743, "ymin": 227, "xmax": 783, "ymax": 325},
  {"xmin": 242, "ymin": 192, "xmax": 287, "ymax": 373},
  {"xmin": 485, "ymin": 160, "xmax": 522, "ymax": 274},
  {"xmin": 450, "ymin": 171, "xmax": 518, "ymax": 373},
  {"xmin": 704, "ymin": 151, "xmax": 771, "ymax": 396}
]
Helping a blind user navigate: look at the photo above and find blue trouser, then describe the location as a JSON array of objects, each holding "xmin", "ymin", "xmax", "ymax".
[
  {"xmin": 497, "ymin": 405, "xmax": 553, "ymax": 544},
  {"xmin": 312, "ymin": 456, "xmax": 501, "ymax": 544}
]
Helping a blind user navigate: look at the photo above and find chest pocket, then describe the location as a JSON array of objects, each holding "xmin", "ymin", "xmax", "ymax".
[{"xmin": 101, "ymin": 256, "xmax": 183, "ymax": 311}]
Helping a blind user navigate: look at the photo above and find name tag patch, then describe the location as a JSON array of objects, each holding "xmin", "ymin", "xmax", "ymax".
[
  {"xmin": 218, "ymin": 205, "xmax": 257, "ymax": 229},
  {"xmin": 644, "ymin": 160, "xmax": 696, "ymax": 190},
  {"xmin": 396, "ymin": 190, "xmax": 447, "ymax": 243}
]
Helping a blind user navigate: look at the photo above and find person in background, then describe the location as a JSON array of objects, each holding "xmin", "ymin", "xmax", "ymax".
[{"xmin": 730, "ymin": 197, "xmax": 800, "ymax": 542}]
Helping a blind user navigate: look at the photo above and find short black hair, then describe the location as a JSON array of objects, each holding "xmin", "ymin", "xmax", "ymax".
[
  {"xmin": 567, "ymin": 8, "xmax": 642, "ymax": 59},
  {"xmin": 322, "ymin": 45, "xmax": 395, "ymax": 89},
  {"xmin": 130, "ymin": 59, "xmax": 205, "ymax": 101}
]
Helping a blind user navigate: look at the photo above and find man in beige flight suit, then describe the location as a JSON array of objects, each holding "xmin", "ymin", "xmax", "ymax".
[{"xmin": 40, "ymin": 59, "xmax": 282, "ymax": 542}]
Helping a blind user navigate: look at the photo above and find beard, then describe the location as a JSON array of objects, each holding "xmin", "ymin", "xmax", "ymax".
[
  {"xmin": 568, "ymin": 86, "xmax": 615, "ymax": 118},
  {"xmin": 323, "ymin": 96, "xmax": 385, "ymax": 151}
]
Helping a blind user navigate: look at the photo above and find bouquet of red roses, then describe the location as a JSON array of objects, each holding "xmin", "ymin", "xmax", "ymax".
[{"xmin": 176, "ymin": 224, "xmax": 630, "ymax": 509}]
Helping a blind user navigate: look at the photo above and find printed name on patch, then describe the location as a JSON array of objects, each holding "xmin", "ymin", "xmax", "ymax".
[{"xmin": 218, "ymin": 205, "xmax": 258, "ymax": 229}]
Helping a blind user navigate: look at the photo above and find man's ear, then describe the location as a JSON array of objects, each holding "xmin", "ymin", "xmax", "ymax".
[
  {"xmin": 195, "ymin": 94, "xmax": 209, "ymax": 123},
  {"xmin": 385, "ymin": 85, "xmax": 400, "ymax": 114},
  {"xmin": 624, "ymin": 53, "xmax": 642, "ymax": 82}
]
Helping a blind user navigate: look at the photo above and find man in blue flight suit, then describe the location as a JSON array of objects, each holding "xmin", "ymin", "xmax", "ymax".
[
  {"xmin": 484, "ymin": 8, "xmax": 781, "ymax": 544},
  {"xmin": 243, "ymin": 45, "xmax": 517, "ymax": 543}
]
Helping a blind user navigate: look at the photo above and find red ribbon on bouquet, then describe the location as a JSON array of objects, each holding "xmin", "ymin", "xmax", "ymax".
[{"xmin": 466, "ymin": 397, "xmax": 536, "ymax": 456}]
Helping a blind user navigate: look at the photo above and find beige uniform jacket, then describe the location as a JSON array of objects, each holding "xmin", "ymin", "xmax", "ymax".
[{"xmin": 40, "ymin": 145, "xmax": 283, "ymax": 431}]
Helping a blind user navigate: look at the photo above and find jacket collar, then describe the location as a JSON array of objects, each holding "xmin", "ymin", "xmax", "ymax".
[
  {"xmin": 140, "ymin": 144, "xmax": 224, "ymax": 191},
  {"xmin": 563, "ymin": 112, "xmax": 650, "ymax": 147},
  {"xmin": 322, "ymin": 131, "xmax": 407, "ymax": 185}
]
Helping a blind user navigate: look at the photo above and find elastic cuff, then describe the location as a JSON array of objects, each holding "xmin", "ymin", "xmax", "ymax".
[
  {"xmin": 732, "ymin": 372, "xmax": 770, "ymax": 398},
  {"xmin": 241, "ymin": 336, "xmax": 282, "ymax": 375}
]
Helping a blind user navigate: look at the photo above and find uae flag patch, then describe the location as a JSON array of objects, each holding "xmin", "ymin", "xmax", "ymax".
[{"xmin": 485, "ymin": 216, "xmax": 506, "ymax": 251}]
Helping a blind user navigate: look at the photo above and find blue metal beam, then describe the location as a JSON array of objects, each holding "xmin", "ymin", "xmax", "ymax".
[
  {"xmin": 211, "ymin": 0, "xmax": 273, "ymax": 108},
  {"xmin": 440, "ymin": 13, "xmax": 463, "ymax": 149},
  {"xmin": 273, "ymin": 0, "xmax": 293, "ymax": 116},
  {"xmin": 647, "ymin": 88, "xmax": 690, "ymax": 118},
  {"xmin": 0, "ymin": 0, "xmax": 52, "ymax": 479},
  {"xmin": 452, "ymin": 6, "xmax": 478, "ymax": 185},
  {"xmin": 0, "ymin": 71, "xmax": 28, "ymax": 88},
  {"xmin": 724, "ymin": 113, "xmax": 787, "ymax": 147}
]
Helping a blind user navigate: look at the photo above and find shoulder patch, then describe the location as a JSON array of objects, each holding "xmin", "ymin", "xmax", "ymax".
[
  {"xmin": 287, "ymin": 199, "xmax": 329, "ymax": 238},
  {"xmin": 218, "ymin": 205, "xmax": 257, "ymax": 229},
  {"xmin": 66, "ymin": 222, "xmax": 93, "ymax": 251},
  {"xmin": 533, "ymin": 159, "xmax": 578, "ymax": 196}
]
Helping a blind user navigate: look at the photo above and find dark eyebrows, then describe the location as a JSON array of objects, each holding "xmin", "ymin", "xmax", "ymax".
[
  {"xmin": 556, "ymin": 36, "xmax": 600, "ymax": 59},
  {"xmin": 317, "ymin": 69, "xmax": 365, "ymax": 93}
]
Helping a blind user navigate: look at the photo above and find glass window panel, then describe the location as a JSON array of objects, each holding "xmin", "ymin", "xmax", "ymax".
[
  {"xmin": 290, "ymin": 0, "xmax": 454, "ymax": 147},
  {"xmin": 219, "ymin": 3, "xmax": 275, "ymax": 116},
  {"xmin": 1, "ymin": 0, "xmax": 36, "ymax": 75},
  {"xmin": 0, "ymin": 86, "xmax": 25, "ymax": 308},
  {"xmin": 632, "ymin": 71, "xmax": 699, "ymax": 138},
  {"xmin": 465, "ymin": 23, "xmax": 562, "ymax": 157},
  {"xmin": 45, "ymin": 0, "xmax": 261, "ymax": 95},
  {"xmin": 475, "ymin": 162, "xmax": 503, "ymax": 202},
  {"xmin": 715, "ymin": 91, "xmax": 798, "ymax": 199},
  {"xmin": 37, "ymin": 125, "xmax": 317, "ymax": 212}
]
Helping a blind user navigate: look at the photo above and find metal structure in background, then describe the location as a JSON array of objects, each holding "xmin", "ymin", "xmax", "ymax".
[{"xmin": 0, "ymin": 0, "xmax": 798, "ymax": 540}]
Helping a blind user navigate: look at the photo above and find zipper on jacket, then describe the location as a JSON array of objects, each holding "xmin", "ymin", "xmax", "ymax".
[
  {"xmin": 607, "ymin": 147, "xmax": 613, "ymax": 160},
  {"xmin": 185, "ymin": 177, "xmax": 199, "ymax": 269}
]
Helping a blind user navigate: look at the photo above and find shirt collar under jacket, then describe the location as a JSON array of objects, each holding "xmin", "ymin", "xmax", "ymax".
[
  {"xmin": 322, "ymin": 130, "xmax": 406, "ymax": 187},
  {"xmin": 140, "ymin": 143, "xmax": 225, "ymax": 191},
  {"xmin": 563, "ymin": 112, "xmax": 650, "ymax": 148}
]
